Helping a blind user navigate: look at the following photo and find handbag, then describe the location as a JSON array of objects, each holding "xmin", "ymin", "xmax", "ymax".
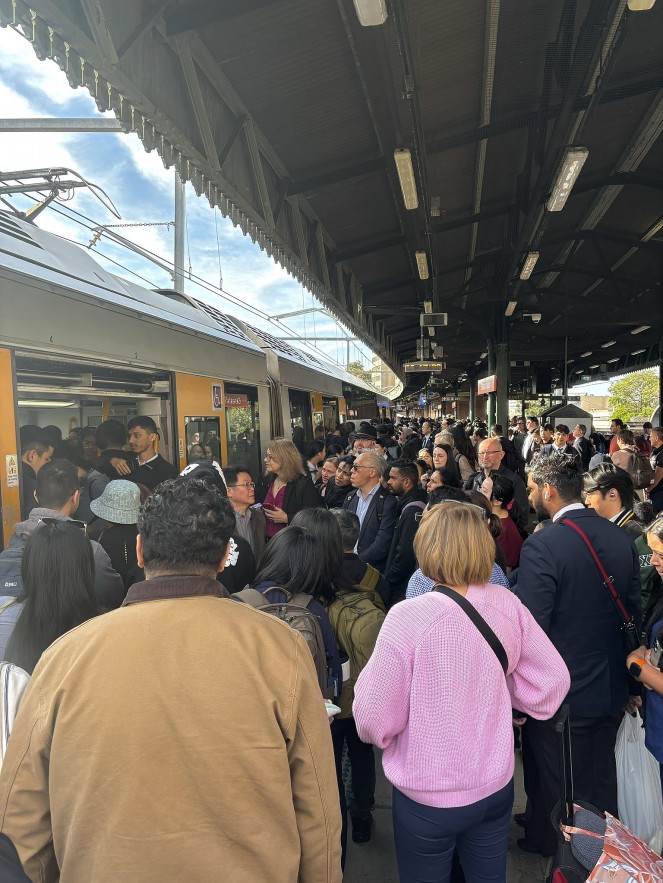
[
  {"xmin": 432, "ymin": 584, "xmax": 508, "ymax": 673},
  {"xmin": 561, "ymin": 519, "xmax": 640, "ymax": 653}
]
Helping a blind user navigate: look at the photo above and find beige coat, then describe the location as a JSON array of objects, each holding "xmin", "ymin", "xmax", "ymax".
[{"xmin": 0, "ymin": 577, "xmax": 342, "ymax": 883}]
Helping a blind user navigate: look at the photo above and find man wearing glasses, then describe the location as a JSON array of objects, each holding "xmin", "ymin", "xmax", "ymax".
[
  {"xmin": 223, "ymin": 466, "xmax": 266, "ymax": 562},
  {"xmin": 465, "ymin": 439, "xmax": 530, "ymax": 533},
  {"xmin": 342, "ymin": 452, "xmax": 397, "ymax": 573}
]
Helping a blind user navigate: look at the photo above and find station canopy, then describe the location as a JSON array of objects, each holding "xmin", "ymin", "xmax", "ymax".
[{"xmin": 4, "ymin": 0, "xmax": 662, "ymax": 393}]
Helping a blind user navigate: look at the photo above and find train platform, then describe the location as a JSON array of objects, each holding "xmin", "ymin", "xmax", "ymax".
[{"xmin": 345, "ymin": 751, "xmax": 548, "ymax": 883}]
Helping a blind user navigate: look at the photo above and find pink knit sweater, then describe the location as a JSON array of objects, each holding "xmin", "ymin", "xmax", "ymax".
[{"xmin": 353, "ymin": 584, "xmax": 570, "ymax": 808}]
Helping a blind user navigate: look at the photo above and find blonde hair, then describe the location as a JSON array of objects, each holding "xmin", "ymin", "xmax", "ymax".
[
  {"xmin": 414, "ymin": 503, "xmax": 493, "ymax": 586},
  {"xmin": 267, "ymin": 437, "xmax": 305, "ymax": 483}
]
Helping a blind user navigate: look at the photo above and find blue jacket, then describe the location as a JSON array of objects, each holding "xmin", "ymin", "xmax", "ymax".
[
  {"xmin": 342, "ymin": 486, "xmax": 397, "ymax": 573},
  {"xmin": 513, "ymin": 507, "xmax": 641, "ymax": 717}
]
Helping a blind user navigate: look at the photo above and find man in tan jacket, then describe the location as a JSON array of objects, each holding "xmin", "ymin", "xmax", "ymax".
[{"xmin": 0, "ymin": 478, "xmax": 342, "ymax": 883}]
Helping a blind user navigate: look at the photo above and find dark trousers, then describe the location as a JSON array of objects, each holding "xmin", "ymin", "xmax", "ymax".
[
  {"xmin": 330, "ymin": 716, "xmax": 376, "ymax": 868},
  {"xmin": 522, "ymin": 713, "xmax": 622, "ymax": 856},
  {"xmin": 392, "ymin": 781, "xmax": 514, "ymax": 883}
]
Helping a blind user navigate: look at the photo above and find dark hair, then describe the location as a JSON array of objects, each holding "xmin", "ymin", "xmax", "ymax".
[
  {"xmin": 643, "ymin": 422, "xmax": 653, "ymax": 431},
  {"xmin": 528, "ymin": 452, "xmax": 583, "ymax": 502},
  {"xmin": 451, "ymin": 424, "xmax": 476, "ymax": 470},
  {"xmin": 59, "ymin": 447, "xmax": 91, "ymax": 472},
  {"xmin": 527, "ymin": 416, "xmax": 539, "ymax": 426},
  {"xmin": 127, "ymin": 416, "xmax": 158, "ymax": 435},
  {"xmin": 555, "ymin": 424, "xmax": 570, "ymax": 435},
  {"xmin": 95, "ymin": 420, "xmax": 127, "ymax": 450},
  {"xmin": 617, "ymin": 429, "xmax": 634, "ymax": 445},
  {"xmin": 611, "ymin": 418, "xmax": 624, "ymax": 428},
  {"xmin": 401, "ymin": 438, "xmax": 422, "ymax": 461},
  {"xmin": 433, "ymin": 444, "xmax": 462, "ymax": 488},
  {"xmin": 492, "ymin": 424, "xmax": 504, "ymax": 436},
  {"xmin": 305, "ymin": 440, "xmax": 326, "ymax": 460},
  {"xmin": 252, "ymin": 525, "xmax": 324, "ymax": 596},
  {"xmin": 583, "ymin": 462, "xmax": 635, "ymax": 509},
  {"xmin": 41, "ymin": 425, "xmax": 63, "ymax": 448},
  {"xmin": 222, "ymin": 465, "xmax": 251, "ymax": 486},
  {"xmin": 337, "ymin": 455, "xmax": 356, "ymax": 470},
  {"xmin": 6, "ymin": 521, "xmax": 97, "ymax": 674},
  {"xmin": 633, "ymin": 500, "xmax": 655, "ymax": 527},
  {"xmin": 542, "ymin": 423, "xmax": 553, "ymax": 433},
  {"xmin": 329, "ymin": 507, "xmax": 360, "ymax": 550},
  {"xmin": 20, "ymin": 437, "xmax": 50, "ymax": 458},
  {"xmin": 138, "ymin": 478, "xmax": 235, "ymax": 575},
  {"xmin": 490, "ymin": 472, "xmax": 521, "ymax": 524},
  {"xmin": 428, "ymin": 485, "xmax": 468, "ymax": 507},
  {"xmin": 292, "ymin": 426, "xmax": 306, "ymax": 443},
  {"xmin": 473, "ymin": 427, "xmax": 488, "ymax": 440},
  {"xmin": 465, "ymin": 490, "xmax": 503, "ymax": 539},
  {"xmin": 35, "ymin": 459, "xmax": 79, "ymax": 509},
  {"xmin": 290, "ymin": 508, "xmax": 350, "ymax": 601},
  {"xmin": 389, "ymin": 458, "xmax": 420, "ymax": 488},
  {"xmin": 576, "ymin": 424, "xmax": 587, "ymax": 434}
]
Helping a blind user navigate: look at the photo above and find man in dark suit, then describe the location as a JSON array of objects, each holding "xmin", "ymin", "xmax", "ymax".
[
  {"xmin": 342, "ymin": 451, "xmax": 397, "ymax": 573},
  {"xmin": 572, "ymin": 423, "xmax": 593, "ymax": 470},
  {"xmin": 465, "ymin": 437, "xmax": 529, "ymax": 532},
  {"xmin": 513, "ymin": 452, "xmax": 641, "ymax": 857},
  {"xmin": 540, "ymin": 423, "xmax": 580, "ymax": 462},
  {"xmin": 420, "ymin": 420, "xmax": 435, "ymax": 454}
]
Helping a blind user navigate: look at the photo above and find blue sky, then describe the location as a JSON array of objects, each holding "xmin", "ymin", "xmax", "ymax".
[{"xmin": 0, "ymin": 25, "xmax": 376, "ymax": 370}]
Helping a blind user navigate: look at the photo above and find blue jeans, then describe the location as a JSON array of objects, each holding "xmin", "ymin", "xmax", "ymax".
[{"xmin": 393, "ymin": 781, "xmax": 514, "ymax": 883}]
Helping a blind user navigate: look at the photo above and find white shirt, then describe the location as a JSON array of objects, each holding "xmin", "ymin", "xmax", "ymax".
[
  {"xmin": 552, "ymin": 503, "xmax": 585, "ymax": 522},
  {"xmin": 355, "ymin": 482, "xmax": 380, "ymax": 529}
]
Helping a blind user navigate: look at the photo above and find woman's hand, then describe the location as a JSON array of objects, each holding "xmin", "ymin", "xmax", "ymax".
[{"xmin": 263, "ymin": 505, "xmax": 288, "ymax": 524}]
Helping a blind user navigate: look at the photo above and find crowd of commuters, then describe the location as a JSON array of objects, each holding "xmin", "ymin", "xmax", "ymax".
[{"xmin": 0, "ymin": 411, "xmax": 661, "ymax": 882}]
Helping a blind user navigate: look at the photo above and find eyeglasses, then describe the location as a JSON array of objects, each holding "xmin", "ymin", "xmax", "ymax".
[
  {"xmin": 39, "ymin": 517, "xmax": 87, "ymax": 532},
  {"xmin": 479, "ymin": 449, "xmax": 502, "ymax": 456},
  {"xmin": 350, "ymin": 464, "xmax": 373, "ymax": 470},
  {"xmin": 229, "ymin": 481, "xmax": 255, "ymax": 489}
]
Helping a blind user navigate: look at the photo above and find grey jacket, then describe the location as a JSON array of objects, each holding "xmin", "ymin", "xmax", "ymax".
[{"xmin": 0, "ymin": 508, "xmax": 126, "ymax": 611}]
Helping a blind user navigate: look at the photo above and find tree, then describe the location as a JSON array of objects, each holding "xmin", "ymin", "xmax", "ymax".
[
  {"xmin": 608, "ymin": 369, "xmax": 659, "ymax": 423},
  {"xmin": 346, "ymin": 360, "xmax": 372, "ymax": 384}
]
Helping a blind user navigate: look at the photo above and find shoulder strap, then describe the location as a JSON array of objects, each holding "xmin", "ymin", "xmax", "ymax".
[
  {"xmin": 374, "ymin": 492, "xmax": 385, "ymax": 522},
  {"xmin": 432, "ymin": 585, "xmax": 508, "ymax": 674},
  {"xmin": 358, "ymin": 564, "xmax": 380, "ymax": 592},
  {"xmin": 560, "ymin": 519, "xmax": 637, "ymax": 635},
  {"xmin": 400, "ymin": 500, "xmax": 426, "ymax": 520},
  {"xmin": 290, "ymin": 593, "xmax": 314, "ymax": 608},
  {"xmin": 232, "ymin": 588, "xmax": 271, "ymax": 608},
  {"xmin": 0, "ymin": 598, "xmax": 16, "ymax": 616}
]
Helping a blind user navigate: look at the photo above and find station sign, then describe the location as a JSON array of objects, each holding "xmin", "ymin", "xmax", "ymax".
[
  {"xmin": 225, "ymin": 393, "xmax": 249, "ymax": 408},
  {"xmin": 404, "ymin": 361, "xmax": 446, "ymax": 373},
  {"xmin": 477, "ymin": 374, "xmax": 498, "ymax": 395}
]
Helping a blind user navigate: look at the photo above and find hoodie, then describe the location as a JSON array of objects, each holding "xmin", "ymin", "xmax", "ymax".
[{"xmin": 0, "ymin": 508, "xmax": 125, "ymax": 610}]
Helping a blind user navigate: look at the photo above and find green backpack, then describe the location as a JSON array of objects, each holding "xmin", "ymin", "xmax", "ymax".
[{"xmin": 327, "ymin": 590, "xmax": 385, "ymax": 719}]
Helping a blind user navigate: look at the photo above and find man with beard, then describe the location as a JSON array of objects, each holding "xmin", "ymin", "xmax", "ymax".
[{"xmin": 512, "ymin": 453, "xmax": 641, "ymax": 858}]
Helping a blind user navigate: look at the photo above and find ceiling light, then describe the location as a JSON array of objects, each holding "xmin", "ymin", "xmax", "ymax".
[
  {"xmin": 607, "ymin": 357, "xmax": 620, "ymax": 363},
  {"xmin": 546, "ymin": 147, "xmax": 589, "ymax": 212},
  {"xmin": 580, "ymin": 350, "xmax": 592, "ymax": 357},
  {"xmin": 631, "ymin": 348, "xmax": 646, "ymax": 355},
  {"xmin": 588, "ymin": 364, "xmax": 599, "ymax": 369},
  {"xmin": 17, "ymin": 400, "xmax": 76, "ymax": 408},
  {"xmin": 627, "ymin": 0, "xmax": 656, "ymax": 9},
  {"xmin": 394, "ymin": 149, "xmax": 419, "ymax": 210},
  {"xmin": 505, "ymin": 300, "xmax": 518, "ymax": 317},
  {"xmin": 601, "ymin": 340, "xmax": 616, "ymax": 348},
  {"xmin": 631, "ymin": 325, "xmax": 650, "ymax": 334},
  {"xmin": 480, "ymin": 352, "xmax": 487, "ymax": 358},
  {"xmin": 475, "ymin": 360, "xmax": 482, "ymax": 365},
  {"xmin": 415, "ymin": 251, "xmax": 429, "ymax": 280},
  {"xmin": 352, "ymin": 0, "xmax": 388, "ymax": 25},
  {"xmin": 519, "ymin": 251, "xmax": 540, "ymax": 280},
  {"xmin": 430, "ymin": 196, "xmax": 441, "ymax": 217}
]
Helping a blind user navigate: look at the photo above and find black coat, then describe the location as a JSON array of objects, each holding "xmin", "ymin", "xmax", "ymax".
[
  {"xmin": 465, "ymin": 465, "xmax": 530, "ymax": 532},
  {"xmin": 342, "ymin": 486, "xmax": 398, "ymax": 572},
  {"xmin": 513, "ymin": 507, "xmax": 642, "ymax": 717},
  {"xmin": 322, "ymin": 479, "xmax": 349, "ymax": 510},
  {"xmin": 255, "ymin": 472, "xmax": 324, "ymax": 522},
  {"xmin": 383, "ymin": 488, "xmax": 428, "ymax": 606}
]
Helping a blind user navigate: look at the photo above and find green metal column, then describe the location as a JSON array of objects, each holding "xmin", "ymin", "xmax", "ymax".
[{"xmin": 496, "ymin": 341, "xmax": 510, "ymax": 428}]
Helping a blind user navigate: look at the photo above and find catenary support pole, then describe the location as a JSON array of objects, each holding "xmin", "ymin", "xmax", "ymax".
[{"xmin": 174, "ymin": 170, "xmax": 186, "ymax": 294}]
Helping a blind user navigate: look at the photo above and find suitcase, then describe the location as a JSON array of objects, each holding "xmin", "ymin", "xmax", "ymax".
[{"xmin": 546, "ymin": 704, "xmax": 606, "ymax": 883}]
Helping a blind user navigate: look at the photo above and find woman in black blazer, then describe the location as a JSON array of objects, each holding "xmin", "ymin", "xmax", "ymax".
[{"xmin": 255, "ymin": 437, "xmax": 323, "ymax": 538}]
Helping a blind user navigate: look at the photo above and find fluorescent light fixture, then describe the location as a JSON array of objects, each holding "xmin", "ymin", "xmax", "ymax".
[
  {"xmin": 430, "ymin": 196, "xmax": 441, "ymax": 217},
  {"xmin": 588, "ymin": 364, "xmax": 599, "ymax": 369},
  {"xmin": 607, "ymin": 357, "xmax": 620, "ymax": 364},
  {"xmin": 394, "ymin": 149, "xmax": 419, "ymax": 210},
  {"xmin": 580, "ymin": 350, "xmax": 592, "ymax": 357},
  {"xmin": 505, "ymin": 300, "xmax": 518, "ymax": 317},
  {"xmin": 601, "ymin": 340, "xmax": 616, "ymax": 348},
  {"xmin": 475, "ymin": 360, "xmax": 482, "ymax": 366},
  {"xmin": 627, "ymin": 0, "xmax": 656, "ymax": 9},
  {"xmin": 631, "ymin": 325, "xmax": 650, "ymax": 334},
  {"xmin": 17, "ymin": 400, "xmax": 76, "ymax": 408},
  {"xmin": 546, "ymin": 147, "xmax": 589, "ymax": 212},
  {"xmin": 353, "ymin": 0, "xmax": 388, "ymax": 25},
  {"xmin": 415, "ymin": 251, "xmax": 429, "ymax": 280},
  {"xmin": 631, "ymin": 348, "xmax": 646, "ymax": 355},
  {"xmin": 519, "ymin": 251, "xmax": 540, "ymax": 280},
  {"xmin": 480, "ymin": 352, "xmax": 487, "ymax": 358}
]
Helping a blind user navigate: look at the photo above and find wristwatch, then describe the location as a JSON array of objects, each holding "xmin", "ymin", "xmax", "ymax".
[{"xmin": 628, "ymin": 658, "xmax": 646, "ymax": 678}]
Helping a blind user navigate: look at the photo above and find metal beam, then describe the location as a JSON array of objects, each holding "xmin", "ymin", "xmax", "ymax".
[
  {"xmin": 244, "ymin": 117, "xmax": 275, "ymax": 229},
  {"xmin": 175, "ymin": 36, "xmax": 221, "ymax": 173},
  {"xmin": 165, "ymin": 0, "xmax": 287, "ymax": 35},
  {"xmin": 80, "ymin": 0, "xmax": 118, "ymax": 64},
  {"xmin": 0, "ymin": 118, "xmax": 123, "ymax": 132},
  {"xmin": 288, "ymin": 157, "xmax": 386, "ymax": 195},
  {"xmin": 336, "ymin": 233, "xmax": 406, "ymax": 262},
  {"xmin": 432, "ymin": 204, "xmax": 513, "ymax": 234},
  {"xmin": 116, "ymin": 0, "xmax": 170, "ymax": 60}
]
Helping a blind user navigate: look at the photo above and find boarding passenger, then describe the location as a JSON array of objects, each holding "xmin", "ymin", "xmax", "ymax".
[
  {"xmin": 305, "ymin": 439, "xmax": 326, "ymax": 482},
  {"xmin": 223, "ymin": 465, "xmax": 266, "ymax": 562},
  {"xmin": 0, "ymin": 478, "xmax": 342, "ymax": 883},
  {"xmin": 60, "ymin": 449, "xmax": 109, "ymax": 525},
  {"xmin": 465, "ymin": 438, "xmax": 529, "ymax": 533},
  {"xmin": 126, "ymin": 416, "xmax": 177, "ymax": 489},
  {"xmin": 324, "ymin": 455, "xmax": 355, "ymax": 509},
  {"xmin": 572, "ymin": 423, "xmax": 593, "ymax": 470},
  {"xmin": 0, "ymin": 460, "xmax": 125, "ymax": 611},
  {"xmin": 514, "ymin": 453, "xmax": 641, "ymax": 858},
  {"xmin": 90, "ymin": 481, "xmax": 141, "ymax": 591},
  {"xmin": 19, "ymin": 426, "xmax": 54, "ymax": 518},
  {"xmin": 353, "ymin": 502, "xmax": 570, "ymax": 883},
  {"xmin": 1, "ymin": 520, "xmax": 98, "ymax": 669},
  {"xmin": 94, "ymin": 419, "xmax": 133, "ymax": 479},
  {"xmin": 342, "ymin": 451, "xmax": 397, "ymax": 573},
  {"xmin": 255, "ymin": 437, "xmax": 324, "ymax": 536},
  {"xmin": 383, "ymin": 459, "xmax": 428, "ymax": 606},
  {"xmin": 331, "ymin": 508, "xmax": 388, "ymax": 609},
  {"xmin": 78, "ymin": 425, "xmax": 99, "ymax": 466},
  {"xmin": 318, "ymin": 457, "xmax": 340, "ymax": 496},
  {"xmin": 490, "ymin": 474, "xmax": 524, "ymax": 571}
]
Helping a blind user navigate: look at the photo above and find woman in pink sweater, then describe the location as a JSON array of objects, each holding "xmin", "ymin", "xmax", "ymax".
[{"xmin": 353, "ymin": 501, "xmax": 570, "ymax": 883}]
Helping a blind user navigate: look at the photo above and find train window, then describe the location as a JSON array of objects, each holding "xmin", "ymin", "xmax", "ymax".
[
  {"xmin": 184, "ymin": 417, "xmax": 221, "ymax": 464},
  {"xmin": 224, "ymin": 384, "xmax": 260, "ymax": 479}
]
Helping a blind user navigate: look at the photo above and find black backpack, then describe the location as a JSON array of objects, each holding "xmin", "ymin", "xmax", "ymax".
[{"xmin": 0, "ymin": 542, "xmax": 24, "ymax": 598}]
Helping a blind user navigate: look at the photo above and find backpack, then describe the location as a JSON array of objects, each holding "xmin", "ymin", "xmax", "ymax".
[
  {"xmin": 356, "ymin": 564, "xmax": 386, "ymax": 612},
  {"xmin": 232, "ymin": 587, "xmax": 333, "ymax": 699},
  {"xmin": 326, "ymin": 591, "xmax": 385, "ymax": 718},
  {"xmin": 0, "ymin": 542, "xmax": 24, "ymax": 598},
  {"xmin": 625, "ymin": 451, "xmax": 655, "ymax": 490},
  {"xmin": 400, "ymin": 500, "xmax": 426, "ymax": 521},
  {"xmin": 0, "ymin": 662, "xmax": 30, "ymax": 767}
]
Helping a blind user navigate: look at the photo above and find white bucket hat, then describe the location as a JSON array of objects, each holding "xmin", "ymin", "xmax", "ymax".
[{"xmin": 90, "ymin": 480, "xmax": 141, "ymax": 524}]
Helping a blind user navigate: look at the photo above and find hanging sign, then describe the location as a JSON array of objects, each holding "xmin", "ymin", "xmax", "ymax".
[
  {"xmin": 6, "ymin": 454, "xmax": 19, "ymax": 488},
  {"xmin": 225, "ymin": 393, "xmax": 249, "ymax": 408},
  {"xmin": 477, "ymin": 374, "xmax": 498, "ymax": 395}
]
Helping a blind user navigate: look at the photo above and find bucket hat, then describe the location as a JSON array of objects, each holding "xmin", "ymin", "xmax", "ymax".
[{"xmin": 90, "ymin": 480, "xmax": 141, "ymax": 524}]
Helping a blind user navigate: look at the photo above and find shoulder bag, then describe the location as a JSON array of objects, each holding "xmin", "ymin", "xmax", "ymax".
[{"xmin": 432, "ymin": 584, "xmax": 508, "ymax": 674}]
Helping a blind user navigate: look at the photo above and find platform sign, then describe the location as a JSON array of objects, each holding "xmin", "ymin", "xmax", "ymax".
[
  {"xmin": 404, "ymin": 361, "xmax": 445, "ymax": 373},
  {"xmin": 225, "ymin": 393, "xmax": 248, "ymax": 408},
  {"xmin": 6, "ymin": 454, "xmax": 18, "ymax": 488},
  {"xmin": 477, "ymin": 374, "xmax": 497, "ymax": 395},
  {"xmin": 212, "ymin": 384, "xmax": 223, "ymax": 410}
]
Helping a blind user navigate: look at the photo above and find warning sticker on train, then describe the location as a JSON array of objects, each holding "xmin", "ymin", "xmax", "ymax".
[
  {"xmin": 212, "ymin": 384, "xmax": 223, "ymax": 410},
  {"xmin": 6, "ymin": 455, "xmax": 18, "ymax": 488}
]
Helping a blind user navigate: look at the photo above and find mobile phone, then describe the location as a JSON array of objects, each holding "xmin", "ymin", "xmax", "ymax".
[
  {"xmin": 651, "ymin": 638, "xmax": 663, "ymax": 671},
  {"xmin": 262, "ymin": 503, "xmax": 277, "ymax": 511}
]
